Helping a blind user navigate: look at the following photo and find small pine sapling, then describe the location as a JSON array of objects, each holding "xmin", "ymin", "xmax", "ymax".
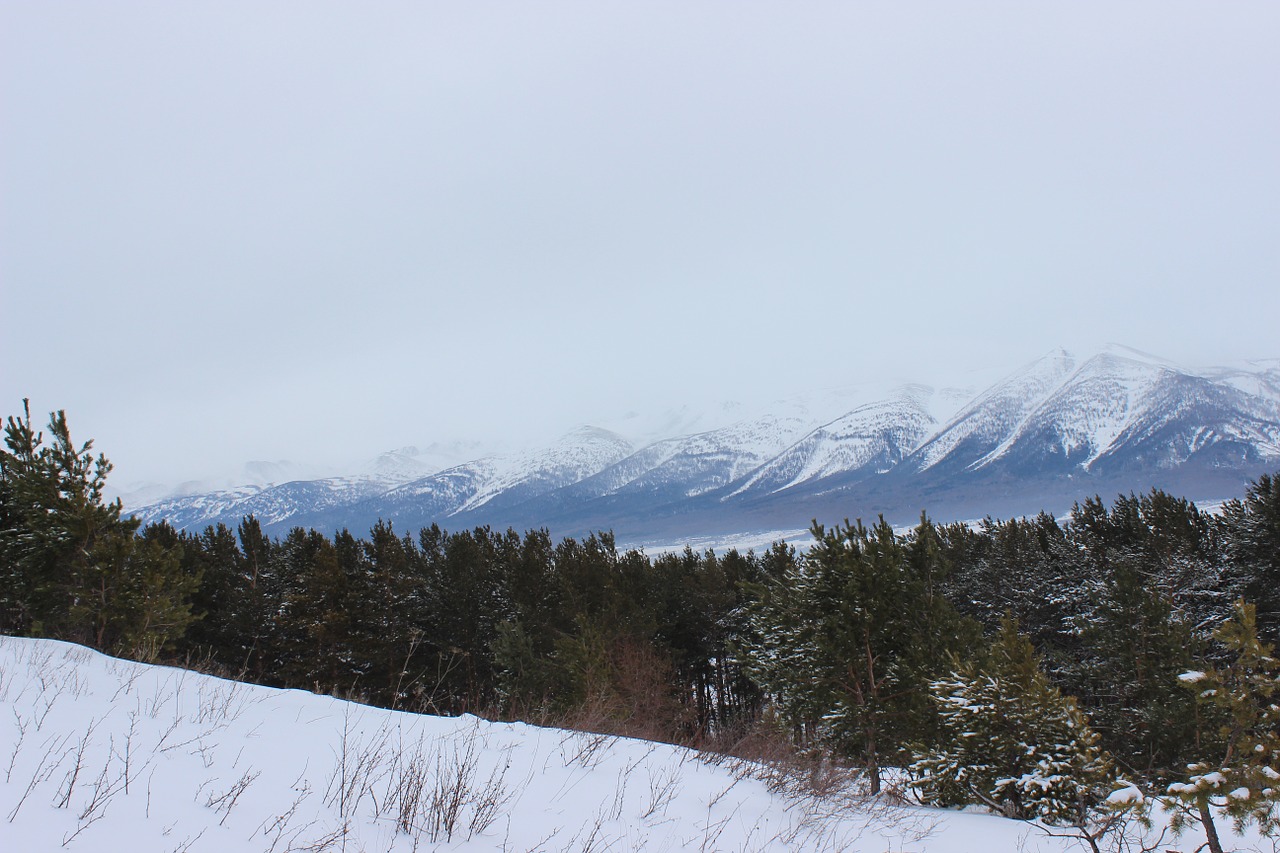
[
  {"xmin": 911, "ymin": 617, "xmax": 1139, "ymax": 849},
  {"xmin": 1167, "ymin": 600, "xmax": 1280, "ymax": 853}
]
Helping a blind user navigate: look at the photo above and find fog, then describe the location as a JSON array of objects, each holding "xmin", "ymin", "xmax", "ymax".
[{"xmin": 3, "ymin": 3, "xmax": 1277, "ymax": 486}]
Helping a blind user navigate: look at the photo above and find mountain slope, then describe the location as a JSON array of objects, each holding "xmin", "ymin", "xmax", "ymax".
[
  {"xmin": 728, "ymin": 385, "xmax": 946, "ymax": 498},
  {"xmin": 904, "ymin": 348, "xmax": 1079, "ymax": 477},
  {"xmin": 284, "ymin": 426, "xmax": 636, "ymax": 535}
]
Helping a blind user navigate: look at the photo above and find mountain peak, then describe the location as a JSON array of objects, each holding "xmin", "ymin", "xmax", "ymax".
[{"xmin": 1093, "ymin": 343, "xmax": 1180, "ymax": 369}]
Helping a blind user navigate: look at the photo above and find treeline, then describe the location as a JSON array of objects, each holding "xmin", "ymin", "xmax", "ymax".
[{"xmin": 2, "ymin": 403, "xmax": 1278, "ymax": 846}]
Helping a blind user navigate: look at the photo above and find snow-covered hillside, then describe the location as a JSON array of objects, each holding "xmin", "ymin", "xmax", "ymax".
[{"xmin": 0, "ymin": 636, "xmax": 1126, "ymax": 853}]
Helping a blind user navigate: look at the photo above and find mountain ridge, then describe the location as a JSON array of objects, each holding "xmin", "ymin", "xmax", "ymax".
[{"xmin": 126, "ymin": 347, "xmax": 1280, "ymax": 544}]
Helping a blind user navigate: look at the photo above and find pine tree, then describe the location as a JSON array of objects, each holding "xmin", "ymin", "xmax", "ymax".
[
  {"xmin": 1168, "ymin": 601, "xmax": 1280, "ymax": 853},
  {"xmin": 117, "ymin": 524, "xmax": 202, "ymax": 660},
  {"xmin": 179, "ymin": 522, "xmax": 250, "ymax": 667},
  {"xmin": 0, "ymin": 401, "xmax": 196, "ymax": 655},
  {"xmin": 1075, "ymin": 557, "xmax": 1200, "ymax": 780},
  {"xmin": 741, "ymin": 516, "xmax": 969, "ymax": 794},
  {"xmin": 1222, "ymin": 474, "xmax": 1280, "ymax": 646},
  {"xmin": 911, "ymin": 618, "xmax": 1118, "ymax": 829},
  {"xmin": 938, "ymin": 512, "xmax": 1085, "ymax": 681}
]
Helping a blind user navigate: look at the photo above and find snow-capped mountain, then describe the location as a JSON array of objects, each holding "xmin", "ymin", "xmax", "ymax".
[
  {"xmin": 122, "ymin": 443, "xmax": 493, "ymax": 532},
  {"xmin": 971, "ymin": 349, "xmax": 1280, "ymax": 477},
  {"xmin": 126, "ymin": 347, "xmax": 1280, "ymax": 543},
  {"xmin": 341, "ymin": 425, "xmax": 636, "ymax": 531},
  {"xmin": 728, "ymin": 385, "xmax": 955, "ymax": 498}
]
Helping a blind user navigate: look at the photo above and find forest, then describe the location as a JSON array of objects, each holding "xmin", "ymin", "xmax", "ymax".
[{"xmin": 2, "ymin": 401, "xmax": 1278, "ymax": 850}]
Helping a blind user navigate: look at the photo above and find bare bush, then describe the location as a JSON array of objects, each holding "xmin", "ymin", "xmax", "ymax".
[
  {"xmin": 205, "ymin": 767, "xmax": 261, "ymax": 825},
  {"xmin": 339, "ymin": 720, "xmax": 516, "ymax": 846},
  {"xmin": 53, "ymin": 717, "xmax": 100, "ymax": 808},
  {"xmin": 425, "ymin": 732, "xmax": 477, "ymax": 842},
  {"xmin": 467, "ymin": 748, "xmax": 513, "ymax": 838},
  {"xmin": 558, "ymin": 728, "xmax": 612, "ymax": 770},
  {"xmin": 6, "ymin": 708, "xmax": 28, "ymax": 783},
  {"xmin": 254, "ymin": 774, "xmax": 316, "ymax": 853},
  {"xmin": 641, "ymin": 760, "xmax": 684, "ymax": 819},
  {"xmin": 8, "ymin": 731, "xmax": 71, "ymax": 822},
  {"xmin": 62, "ymin": 745, "xmax": 127, "ymax": 846},
  {"xmin": 322, "ymin": 709, "xmax": 394, "ymax": 821},
  {"xmin": 392, "ymin": 749, "xmax": 429, "ymax": 836}
]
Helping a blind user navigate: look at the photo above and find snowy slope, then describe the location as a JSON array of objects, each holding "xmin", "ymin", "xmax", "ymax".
[
  {"xmin": 905, "ymin": 348, "xmax": 1079, "ymax": 475},
  {"xmin": 1202, "ymin": 358, "xmax": 1280, "ymax": 404},
  {"xmin": 456, "ymin": 426, "xmax": 635, "ymax": 511},
  {"xmin": 127, "ymin": 428, "xmax": 631, "ymax": 534},
  {"xmin": 129, "ymin": 472, "xmax": 421, "ymax": 532},
  {"xmin": 729, "ymin": 385, "xmax": 947, "ymax": 497},
  {"xmin": 568, "ymin": 411, "xmax": 824, "ymax": 501},
  {"xmin": 0, "ymin": 636, "xmax": 1112, "ymax": 853},
  {"xmin": 123, "ymin": 444, "xmax": 487, "ymax": 532},
  {"xmin": 920, "ymin": 347, "xmax": 1280, "ymax": 479},
  {"xmin": 275, "ymin": 425, "xmax": 640, "ymax": 535}
]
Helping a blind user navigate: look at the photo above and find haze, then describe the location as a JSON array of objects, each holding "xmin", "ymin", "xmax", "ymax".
[{"xmin": 2, "ymin": 3, "xmax": 1278, "ymax": 487}]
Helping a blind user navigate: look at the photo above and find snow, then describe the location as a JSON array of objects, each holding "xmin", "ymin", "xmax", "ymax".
[
  {"xmin": 1, "ymin": 636, "xmax": 1099, "ymax": 853},
  {"xmin": 1106, "ymin": 784, "xmax": 1145, "ymax": 805},
  {"xmin": 627, "ymin": 528, "xmax": 814, "ymax": 556},
  {"xmin": 911, "ymin": 348, "xmax": 1078, "ymax": 472},
  {"xmin": 958, "ymin": 348, "xmax": 1175, "ymax": 472},
  {"xmin": 727, "ymin": 386, "xmax": 942, "ymax": 497},
  {"xmin": 451, "ymin": 426, "xmax": 635, "ymax": 513}
]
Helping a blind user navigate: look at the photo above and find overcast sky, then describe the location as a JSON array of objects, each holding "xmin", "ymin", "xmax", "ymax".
[{"xmin": 3, "ymin": 2, "xmax": 1278, "ymax": 486}]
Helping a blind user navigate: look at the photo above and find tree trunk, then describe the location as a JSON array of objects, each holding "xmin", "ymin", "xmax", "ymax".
[
  {"xmin": 1198, "ymin": 798, "xmax": 1224, "ymax": 853},
  {"xmin": 865, "ymin": 727, "xmax": 881, "ymax": 795}
]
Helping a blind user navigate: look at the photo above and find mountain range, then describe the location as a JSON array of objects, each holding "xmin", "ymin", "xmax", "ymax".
[{"xmin": 126, "ymin": 346, "xmax": 1280, "ymax": 546}]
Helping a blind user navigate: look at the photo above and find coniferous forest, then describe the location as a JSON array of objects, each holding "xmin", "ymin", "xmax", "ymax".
[{"xmin": 3, "ymin": 402, "xmax": 1278, "ymax": 847}]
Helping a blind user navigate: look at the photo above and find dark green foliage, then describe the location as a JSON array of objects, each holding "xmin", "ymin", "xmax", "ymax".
[
  {"xmin": 740, "ymin": 515, "xmax": 975, "ymax": 793},
  {"xmin": 912, "ymin": 617, "xmax": 1116, "ymax": 825},
  {"xmin": 0, "ymin": 401, "xmax": 196, "ymax": 657},
  {"xmin": 1169, "ymin": 601, "xmax": 1280, "ymax": 849},
  {"xmin": 1061, "ymin": 491, "xmax": 1227, "ymax": 780},
  {"xmin": 1069, "ymin": 491, "xmax": 1234, "ymax": 636},
  {"xmin": 937, "ymin": 513, "xmax": 1085, "ymax": 681},
  {"xmin": 1221, "ymin": 474, "xmax": 1280, "ymax": 646},
  {"xmin": 939, "ymin": 489, "xmax": 1241, "ymax": 782},
  {"xmin": 1074, "ymin": 558, "xmax": 1200, "ymax": 780},
  {"xmin": 180, "ymin": 522, "xmax": 254, "ymax": 669},
  {"xmin": 419, "ymin": 525, "xmax": 508, "ymax": 711}
]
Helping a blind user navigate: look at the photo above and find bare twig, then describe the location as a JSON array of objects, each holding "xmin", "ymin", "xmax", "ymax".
[
  {"xmin": 54, "ymin": 717, "xmax": 101, "ymax": 808},
  {"xmin": 6, "ymin": 708, "xmax": 28, "ymax": 783},
  {"xmin": 8, "ymin": 732, "xmax": 71, "ymax": 822},
  {"xmin": 642, "ymin": 762, "xmax": 683, "ymax": 819},
  {"xmin": 205, "ymin": 767, "xmax": 260, "ymax": 825}
]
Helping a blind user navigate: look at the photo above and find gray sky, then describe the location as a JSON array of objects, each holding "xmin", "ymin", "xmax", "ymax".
[{"xmin": 3, "ymin": 2, "xmax": 1278, "ymax": 486}]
